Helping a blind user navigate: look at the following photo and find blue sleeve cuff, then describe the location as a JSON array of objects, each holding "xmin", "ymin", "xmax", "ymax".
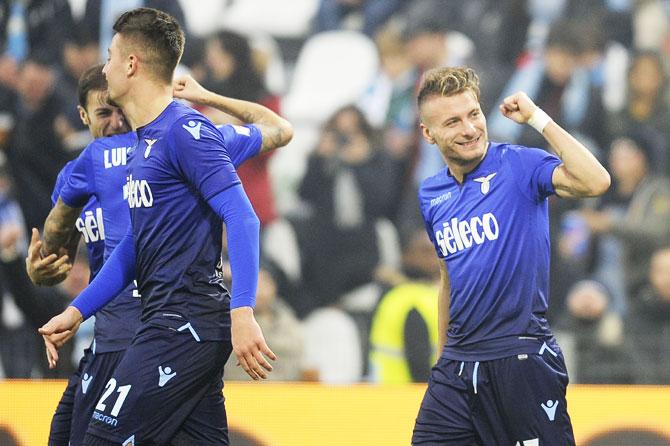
[
  {"xmin": 71, "ymin": 227, "xmax": 136, "ymax": 319},
  {"xmin": 207, "ymin": 184, "xmax": 260, "ymax": 309}
]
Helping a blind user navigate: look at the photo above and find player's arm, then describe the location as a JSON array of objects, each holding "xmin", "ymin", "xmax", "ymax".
[
  {"xmin": 173, "ymin": 75, "xmax": 293, "ymax": 153},
  {"xmin": 207, "ymin": 186, "xmax": 277, "ymax": 380},
  {"xmin": 42, "ymin": 198, "xmax": 82, "ymax": 258},
  {"xmin": 437, "ymin": 260, "xmax": 450, "ymax": 353},
  {"xmin": 499, "ymin": 91, "xmax": 610, "ymax": 199},
  {"xmin": 38, "ymin": 227, "xmax": 136, "ymax": 368}
]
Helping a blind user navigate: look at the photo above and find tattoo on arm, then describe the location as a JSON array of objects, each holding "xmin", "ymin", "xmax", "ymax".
[
  {"xmin": 43, "ymin": 199, "xmax": 82, "ymax": 259},
  {"xmin": 259, "ymin": 125, "xmax": 290, "ymax": 153}
]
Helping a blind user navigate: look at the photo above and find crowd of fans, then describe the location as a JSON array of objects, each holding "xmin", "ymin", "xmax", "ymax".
[{"xmin": 1, "ymin": 0, "xmax": 669, "ymax": 385}]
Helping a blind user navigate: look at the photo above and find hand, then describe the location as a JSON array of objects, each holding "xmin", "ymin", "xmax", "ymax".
[
  {"xmin": 499, "ymin": 91, "xmax": 537, "ymax": 125},
  {"xmin": 173, "ymin": 74, "xmax": 209, "ymax": 104},
  {"xmin": 38, "ymin": 306, "xmax": 83, "ymax": 368},
  {"xmin": 42, "ymin": 332, "xmax": 73, "ymax": 369},
  {"xmin": 0, "ymin": 222, "xmax": 21, "ymax": 261},
  {"xmin": 25, "ymin": 228, "xmax": 71, "ymax": 285},
  {"xmin": 580, "ymin": 209, "xmax": 613, "ymax": 234},
  {"xmin": 231, "ymin": 306, "xmax": 277, "ymax": 380}
]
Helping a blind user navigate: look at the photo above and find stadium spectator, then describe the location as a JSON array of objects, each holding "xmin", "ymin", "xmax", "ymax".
[
  {"xmin": 488, "ymin": 19, "xmax": 607, "ymax": 152},
  {"xmin": 627, "ymin": 246, "xmax": 670, "ymax": 384},
  {"xmin": 0, "ymin": 165, "xmax": 74, "ymax": 378},
  {"xmin": 580, "ymin": 133, "xmax": 670, "ymax": 302},
  {"xmin": 53, "ymin": 29, "xmax": 100, "ymax": 153},
  {"xmin": 294, "ymin": 105, "xmax": 401, "ymax": 312},
  {"xmin": 5, "ymin": 54, "xmax": 72, "ymax": 233},
  {"xmin": 368, "ymin": 228, "xmax": 440, "ymax": 383},
  {"xmin": 0, "ymin": 0, "xmax": 75, "ymax": 68},
  {"xmin": 225, "ymin": 262, "xmax": 305, "ymax": 381},
  {"xmin": 313, "ymin": 0, "xmax": 403, "ymax": 37},
  {"xmin": 562, "ymin": 280, "xmax": 631, "ymax": 384},
  {"xmin": 202, "ymin": 30, "xmax": 280, "ymax": 226},
  {"xmin": 607, "ymin": 51, "xmax": 670, "ymax": 175}
]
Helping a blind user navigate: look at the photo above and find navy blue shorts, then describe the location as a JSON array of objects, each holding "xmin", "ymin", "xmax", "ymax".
[
  {"xmin": 49, "ymin": 348, "xmax": 92, "ymax": 445},
  {"xmin": 85, "ymin": 323, "xmax": 232, "ymax": 445},
  {"xmin": 412, "ymin": 343, "xmax": 575, "ymax": 445},
  {"xmin": 49, "ymin": 348, "xmax": 127, "ymax": 446}
]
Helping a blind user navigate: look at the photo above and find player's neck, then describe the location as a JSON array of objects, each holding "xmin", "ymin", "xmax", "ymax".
[
  {"xmin": 121, "ymin": 82, "xmax": 174, "ymax": 130},
  {"xmin": 448, "ymin": 151, "xmax": 488, "ymax": 184}
]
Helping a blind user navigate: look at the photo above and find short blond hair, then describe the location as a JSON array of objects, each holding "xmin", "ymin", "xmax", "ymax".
[{"xmin": 417, "ymin": 67, "xmax": 480, "ymax": 106}]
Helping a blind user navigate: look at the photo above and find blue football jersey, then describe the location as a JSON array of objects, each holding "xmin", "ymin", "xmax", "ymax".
[
  {"xmin": 128, "ymin": 101, "xmax": 261, "ymax": 341},
  {"xmin": 58, "ymin": 117, "xmax": 261, "ymax": 350},
  {"xmin": 60, "ymin": 132, "xmax": 140, "ymax": 353},
  {"xmin": 52, "ymin": 162, "xmax": 106, "ymax": 280},
  {"xmin": 419, "ymin": 142, "xmax": 562, "ymax": 361}
]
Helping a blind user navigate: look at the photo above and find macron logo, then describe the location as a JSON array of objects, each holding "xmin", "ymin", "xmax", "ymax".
[
  {"xmin": 541, "ymin": 400, "xmax": 559, "ymax": 421},
  {"xmin": 81, "ymin": 373, "xmax": 93, "ymax": 394},
  {"xmin": 473, "ymin": 172, "xmax": 497, "ymax": 195},
  {"xmin": 182, "ymin": 120, "xmax": 202, "ymax": 140},
  {"xmin": 158, "ymin": 366, "xmax": 176, "ymax": 387}
]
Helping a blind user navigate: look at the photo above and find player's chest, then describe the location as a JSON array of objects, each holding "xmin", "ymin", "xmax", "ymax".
[
  {"xmin": 428, "ymin": 170, "xmax": 514, "ymax": 257},
  {"xmin": 128, "ymin": 136, "xmax": 172, "ymax": 179}
]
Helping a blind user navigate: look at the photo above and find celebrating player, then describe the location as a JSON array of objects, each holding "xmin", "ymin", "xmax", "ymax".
[
  {"xmin": 27, "ymin": 63, "xmax": 290, "ymax": 445},
  {"xmin": 38, "ymin": 7, "xmax": 292, "ymax": 445},
  {"xmin": 412, "ymin": 67, "xmax": 610, "ymax": 445}
]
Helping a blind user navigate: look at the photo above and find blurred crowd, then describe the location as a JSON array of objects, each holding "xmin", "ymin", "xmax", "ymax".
[{"xmin": 1, "ymin": 0, "xmax": 670, "ymax": 385}]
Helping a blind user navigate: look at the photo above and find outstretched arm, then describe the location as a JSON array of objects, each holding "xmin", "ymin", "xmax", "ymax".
[
  {"xmin": 39, "ymin": 227, "xmax": 136, "ymax": 368},
  {"xmin": 499, "ymin": 91, "xmax": 611, "ymax": 198},
  {"xmin": 173, "ymin": 75, "xmax": 293, "ymax": 153}
]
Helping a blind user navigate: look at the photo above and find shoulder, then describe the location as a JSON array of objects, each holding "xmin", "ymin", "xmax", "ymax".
[
  {"xmin": 166, "ymin": 103, "xmax": 221, "ymax": 143},
  {"xmin": 84, "ymin": 132, "xmax": 136, "ymax": 153},
  {"xmin": 419, "ymin": 167, "xmax": 452, "ymax": 194},
  {"xmin": 418, "ymin": 167, "xmax": 454, "ymax": 211},
  {"xmin": 495, "ymin": 141, "xmax": 558, "ymax": 166}
]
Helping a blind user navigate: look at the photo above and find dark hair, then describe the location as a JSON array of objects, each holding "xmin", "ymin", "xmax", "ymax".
[
  {"xmin": 323, "ymin": 105, "xmax": 375, "ymax": 141},
  {"xmin": 545, "ymin": 19, "xmax": 582, "ymax": 54},
  {"xmin": 113, "ymin": 7, "xmax": 185, "ymax": 83},
  {"xmin": 205, "ymin": 30, "xmax": 266, "ymax": 101},
  {"xmin": 77, "ymin": 64, "xmax": 107, "ymax": 109},
  {"xmin": 417, "ymin": 66, "xmax": 481, "ymax": 107}
]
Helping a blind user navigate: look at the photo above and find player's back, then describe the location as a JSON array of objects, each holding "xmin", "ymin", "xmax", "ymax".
[{"xmin": 419, "ymin": 142, "xmax": 562, "ymax": 361}]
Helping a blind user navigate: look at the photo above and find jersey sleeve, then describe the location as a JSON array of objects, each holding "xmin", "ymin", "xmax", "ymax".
[
  {"xmin": 216, "ymin": 124, "xmax": 262, "ymax": 168},
  {"xmin": 418, "ymin": 188, "xmax": 444, "ymax": 259},
  {"xmin": 60, "ymin": 146, "xmax": 96, "ymax": 208},
  {"xmin": 509, "ymin": 146, "xmax": 561, "ymax": 201},
  {"xmin": 171, "ymin": 117, "xmax": 241, "ymax": 200},
  {"xmin": 51, "ymin": 161, "xmax": 75, "ymax": 206}
]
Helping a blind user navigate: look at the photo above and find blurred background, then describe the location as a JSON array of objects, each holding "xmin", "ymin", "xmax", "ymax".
[{"xmin": 0, "ymin": 0, "xmax": 669, "ymax": 391}]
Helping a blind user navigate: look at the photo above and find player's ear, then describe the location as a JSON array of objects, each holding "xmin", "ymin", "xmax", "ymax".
[
  {"xmin": 420, "ymin": 123, "xmax": 436, "ymax": 145},
  {"xmin": 127, "ymin": 54, "xmax": 138, "ymax": 77},
  {"xmin": 78, "ymin": 105, "xmax": 90, "ymax": 127}
]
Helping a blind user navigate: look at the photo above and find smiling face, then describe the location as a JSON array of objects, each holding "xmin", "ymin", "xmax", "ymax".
[
  {"xmin": 419, "ymin": 90, "xmax": 488, "ymax": 172},
  {"xmin": 78, "ymin": 89, "xmax": 129, "ymax": 138}
]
